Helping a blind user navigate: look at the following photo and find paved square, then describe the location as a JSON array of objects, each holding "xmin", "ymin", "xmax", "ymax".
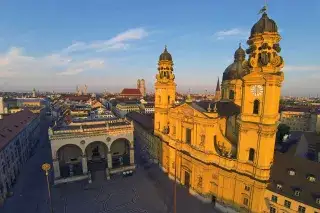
[
  {"xmin": 51, "ymin": 170, "xmax": 170, "ymax": 213},
  {"xmin": 1, "ymin": 118, "xmax": 220, "ymax": 213}
]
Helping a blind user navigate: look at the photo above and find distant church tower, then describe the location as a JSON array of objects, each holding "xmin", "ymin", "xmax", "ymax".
[
  {"xmin": 237, "ymin": 11, "xmax": 284, "ymax": 212},
  {"xmin": 214, "ymin": 77, "xmax": 221, "ymax": 101},
  {"xmin": 32, "ymin": 88, "xmax": 36, "ymax": 98},
  {"xmin": 137, "ymin": 79, "xmax": 146, "ymax": 97},
  {"xmin": 154, "ymin": 46, "xmax": 176, "ymax": 136}
]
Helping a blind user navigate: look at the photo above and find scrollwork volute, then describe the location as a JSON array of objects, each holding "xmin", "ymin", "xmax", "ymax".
[
  {"xmin": 156, "ymin": 61, "xmax": 175, "ymax": 84},
  {"xmin": 247, "ymin": 32, "xmax": 284, "ymax": 72}
]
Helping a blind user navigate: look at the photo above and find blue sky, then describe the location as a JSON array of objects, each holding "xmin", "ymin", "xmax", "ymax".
[{"xmin": 0, "ymin": 0, "xmax": 319, "ymax": 95}]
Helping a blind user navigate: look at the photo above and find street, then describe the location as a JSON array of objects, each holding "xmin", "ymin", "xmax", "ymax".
[
  {"xmin": 1, "ymin": 117, "xmax": 220, "ymax": 213},
  {"xmin": 1, "ymin": 117, "xmax": 53, "ymax": 213}
]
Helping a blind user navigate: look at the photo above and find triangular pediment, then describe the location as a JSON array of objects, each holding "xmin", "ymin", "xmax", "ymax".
[{"xmin": 171, "ymin": 103, "xmax": 207, "ymax": 118}]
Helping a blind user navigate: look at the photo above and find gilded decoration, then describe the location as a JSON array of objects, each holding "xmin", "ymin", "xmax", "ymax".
[
  {"xmin": 197, "ymin": 176, "xmax": 203, "ymax": 189},
  {"xmin": 182, "ymin": 105, "xmax": 194, "ymax": 118},
  {"xmin": 199, "ymin": 134, "xmax": 205, "ymax": 147}
]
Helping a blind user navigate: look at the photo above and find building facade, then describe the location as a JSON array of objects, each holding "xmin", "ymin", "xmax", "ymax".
[
  {"xmin": 152, "ymin": 11, "xmax": 309, "ymax": 213},
  {"xmin": 0, "ymin": 110, "xmax": 40, "ymax": 204},
  {"xmin": 114, "ymin": 102, "xmax": 141, "ymax": 118},
  {"xmin": 126, "ymin": 112, "xmax": 161, "ymax": 163},
  {"xmin": 280, "ymin": 109, "xmax": 320, "ymax": 132},
  {"xmin": 49, "ymin": 118, "xmax": 135, "ymax": 184}
]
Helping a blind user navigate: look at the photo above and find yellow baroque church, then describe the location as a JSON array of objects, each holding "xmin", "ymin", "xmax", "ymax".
[{"xmin": 153, "ymin": 10, "xmax": 320, "ymax": 213}]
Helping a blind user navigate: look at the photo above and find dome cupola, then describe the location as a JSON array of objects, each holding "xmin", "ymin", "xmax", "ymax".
[
  {"xmin": 234, "ymin": 44, "xmax": 246, "ymax": 62},
  {"xmin": 250, "ymin": 12, "xmax": 278, "ymax": 37},
  {"xmin": 222, "ymin": 44, "xmax": 248, "ymax": 81},
  {"xmin": 159, "ymin": 45, "xmax": 172, "ymax": 61}
]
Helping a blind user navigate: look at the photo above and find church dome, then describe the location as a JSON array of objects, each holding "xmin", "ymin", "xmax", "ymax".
[
  {"xmin": 159, "ymin": 45, "xmax": 172, "ymax": 61},
  {"xmin": 250, "ymin": 13, "xmax": 278, "ymax": 36},
  {"xmin": 234, "ymin": 45, "xmax": 245, "ymax": 61},
  {"xmin": 222, "ymin": 45, "xmax": 247, "ymax": 81}
]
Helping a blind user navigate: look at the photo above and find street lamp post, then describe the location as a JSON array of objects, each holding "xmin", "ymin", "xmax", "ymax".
[
  {"xmin": 173, "ymin": 146, "xmax": 177, "ymax": 213},
  {"xmin": 42, "ymin": 163, "xmax": 53, "ymax": 213}
]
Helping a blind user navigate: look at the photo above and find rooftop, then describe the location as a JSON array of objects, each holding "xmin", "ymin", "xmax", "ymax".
[
  {"xmin": 0, "ymin": 109, "xmax": 37, "ymax": 151},
  {"xmin": 120, "ymin": 88, "xmax": 142, "ymax": 96},
  {"xmin": 191, "ymin": 100, "xmax": 240, "ymax": 117},
  {"xmin": 269, "ymin": 138, "xmax": 320, "ymax": 208},
  {"xmin": 52, "ymin": 118, "xmax": 131, "ymax": 132},
  {"xmin": 126, "ymin": 111, "xmax": 154, "ymax": 133}
]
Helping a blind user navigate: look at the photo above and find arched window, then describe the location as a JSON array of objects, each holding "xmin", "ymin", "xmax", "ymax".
[
  {"xmin": 168, "ymin": 95, "xmax": 171, "ymax": 104},
  {"xmin": 229, "ymin": 90, "xmax": 235, "ymax": 100},
  {"xmin": 249, "ymin": 148, "xmax": 255, "ymax": 161},
  {"xmin": 221, "ymin": 89, "xmax": 225, "ymax": 99},
  {"xmin": 253, "ymin": 100, "xmax": 260, "ymax": 114}
]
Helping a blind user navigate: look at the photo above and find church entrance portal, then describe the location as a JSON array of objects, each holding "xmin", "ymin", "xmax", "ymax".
[{"xmin": 184, "ymin": 171, "xmax": 191, "ymax": 188}]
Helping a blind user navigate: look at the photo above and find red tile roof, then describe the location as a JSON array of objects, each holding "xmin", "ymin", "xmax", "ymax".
[
  {"xmin": 0, "ymin": 109, "xmax": 37, "ymax": 151},
  {"xmin": 120, "ymin": 88, "xmax": 142, "ymax": 96}
]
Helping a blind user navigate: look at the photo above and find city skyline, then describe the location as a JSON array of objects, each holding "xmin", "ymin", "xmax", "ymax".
[{"xmin": 0, "ymin": 0, "xmax": 320, "ymax": 95}]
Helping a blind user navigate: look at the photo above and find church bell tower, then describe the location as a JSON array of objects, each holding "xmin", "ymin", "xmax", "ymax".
[
  {"xmin": 237, "ymin": 11, "xmax": 284, "ymax": 179},
  {"xmin": 154, "ymin": 46, "xmax": 176, "ymax": 136}
]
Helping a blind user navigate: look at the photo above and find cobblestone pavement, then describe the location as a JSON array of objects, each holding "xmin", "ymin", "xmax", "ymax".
[
  {"xmin": 2, "ymin": 117, "xmax": 220, "ymax": 213},
  {"xmin": 49, "ymin": 165, "xmax": 218, "ymax": 213}
]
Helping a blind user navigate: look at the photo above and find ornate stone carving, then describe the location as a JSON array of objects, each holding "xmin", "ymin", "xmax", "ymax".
[
  {"xmin": 199, "ymin": 134, "xmax": 205, "ymax": 147},
  {"xmin": 259, "ymin": 51, "xmax": 270, "ymax": 66},
  {"xmin": 197, "ymin": 176, "xmax": 203, "ymax": 189},
  {"xmin": 182, "ymin": 106, "xmax": 194, "ymax": 117}
]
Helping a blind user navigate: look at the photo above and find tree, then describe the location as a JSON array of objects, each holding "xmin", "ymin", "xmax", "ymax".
[{"xmin": 276, "ymin": 124, "xmax": 290, "ymax": 142}]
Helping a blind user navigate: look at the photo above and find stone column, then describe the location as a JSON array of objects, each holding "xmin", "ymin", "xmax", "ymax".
[
  {"xmin": 130, "ymin": 148, "xmax": 135, "ymax": 165},
  {"xmin": 107, "ymin": 152, "xmax": 112, "ymax": 169},
  {"xmin": 53, "ymin": 159, "xmax": 60, "ymax": 179},
  {"xmin": 82, "ymin": 156, "xmax": 88, "ymax": 175}
]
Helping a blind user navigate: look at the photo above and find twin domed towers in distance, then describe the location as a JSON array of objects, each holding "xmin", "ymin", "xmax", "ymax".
[{"xmin": 137, "ymin": 79, "xmax": 146, "ymax": 96}]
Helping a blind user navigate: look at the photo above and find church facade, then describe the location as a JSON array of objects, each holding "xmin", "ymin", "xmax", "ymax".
[{"xmin": 153, "ymin": 11, "xmax": 295, "ymax": 213}]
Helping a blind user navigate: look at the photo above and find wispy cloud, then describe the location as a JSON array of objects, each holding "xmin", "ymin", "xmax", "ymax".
[
  {"xmin": 57, "ymin": 59, "xmax": 105, "ymax": 76},
  {"xmin": 284, "ymin": 65, "xmax": 320, "ymax": 72},
  {"xmin": 213, "ymin": 28, "xmax": 249, "ymax": 40},
  {"xmin": 0, "ymin": 27, "xmax": 149, "ymax": 78},
  {"xmin": 0, "ymin": 47, "xmax": 106, "ymax": 77},
  {"xmin": 62, "ymin": 27, "xmax": 148, "ymax": 54}
]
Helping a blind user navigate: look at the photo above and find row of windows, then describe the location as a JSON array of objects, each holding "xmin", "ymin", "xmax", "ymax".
[{"xmin": 271, "ymin": 195, "xmax": 320, "ymax": 212}]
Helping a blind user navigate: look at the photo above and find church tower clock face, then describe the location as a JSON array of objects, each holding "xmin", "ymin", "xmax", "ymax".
[{"xmin": 250, "ymin": 85, "xmax": 263, "ymax": 97}]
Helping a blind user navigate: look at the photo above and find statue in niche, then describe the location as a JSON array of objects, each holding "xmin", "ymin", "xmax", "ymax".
[
  {"xmin": 259, "ymin": 51, "xmax": 270, "ymax": 66},
  {"xmin": 200, "ymin": 135, "xmax": 205, "ymax": 147},
  {"xmin": 197, "ymin": 176, "xmax": 203, "ymax": 188}
]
